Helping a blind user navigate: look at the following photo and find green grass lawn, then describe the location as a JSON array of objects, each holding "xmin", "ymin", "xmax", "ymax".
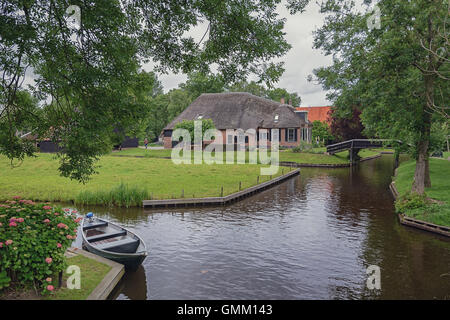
[
  {"xmin": 394, "ymin": 158, "xmax": 450, "ymax": 227},
  {"xmin": 112, "ymin": 147, "xmax": 381, "ymax": 165},
  {"xmin": 47, "ymin": 254, "xmax": 111, "ymax": 300},
  {"xmin": 0, "ymin": 153, "xmax": 287, "ymax": 205}
]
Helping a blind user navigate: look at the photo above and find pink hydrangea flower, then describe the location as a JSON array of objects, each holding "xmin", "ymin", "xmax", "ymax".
[
  {"xmin": 17, "ymin": 218, "xmax": 24, "ymax": 223},
  {"xmin": 9, "ymin": 222, "xmax": 17, "ymax": 227},
  {"xmin": 74, "ymin": 217, "xmax": 82, "ymax": 223},
  {"xmin": 45, "ymin": 257, "xmax": 52, "ymax": 264},
  {"xmin": 47, "ymin": 285, "xmax": 54, "ymax": 291},
  {"xmin": 0, "ymin": 242, "xmax": 3, "ymax": 248},
  {"xmin": 72, "ymin": 210, "xmax": 78, "ymax": 214},
  {"xmin": 46, "ymin": 277, "xmax": 52, "ymax": 282},
  {"xmin": 43, "ymin": 219, "xmax": 50, "ymax": 224},
  {"xmin": 5, "ymin": 240, "xmax": 13, "ymax": 245},
  {"xmin": 54, "ymin": 212, "xmax": 60, "ymax": 216},
  {"xmin": 64, "ymin": 208, "xmax": 70, "ymax": 212},
  {"xmin": 57, "ymin": 223, "xmax": 68, "ymax": 229},
  {"xmin": 43, "ymin": 205, "xmax": 52, "ymax": 210},
  {"xmin": 13, "ymin": 196, "xmax": 21, "ymax": 200},
  {"xmin": 57, "ymin": 243, "xmax": 62, "ymax": 248}
]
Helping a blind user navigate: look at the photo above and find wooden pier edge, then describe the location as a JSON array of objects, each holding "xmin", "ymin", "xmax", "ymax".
[
  {"xmin": 66, "ymin": 248, "xmax": 125, "ymax": 300},
  {"xmin": 389, "ymin": 181, "xmax": 450, "ymax": 238},
  {"xmin": 143, "ymin": 168, "xmax": 300, "ymax": 208}
]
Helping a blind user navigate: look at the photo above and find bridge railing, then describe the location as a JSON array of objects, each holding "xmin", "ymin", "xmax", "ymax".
[{"xmin": 326, "ymin": 139, "xmax": 394, "ymax": 154}]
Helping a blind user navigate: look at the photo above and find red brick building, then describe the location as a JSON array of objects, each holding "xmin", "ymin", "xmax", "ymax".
[{"xmin": 295, "ymin": 106, "xmax": 332, "ymax": 125}]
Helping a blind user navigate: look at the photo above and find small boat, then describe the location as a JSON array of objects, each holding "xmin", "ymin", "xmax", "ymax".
[{"xmin": 81, "ymin": 213, "xmax": 147, "ymax": 270}]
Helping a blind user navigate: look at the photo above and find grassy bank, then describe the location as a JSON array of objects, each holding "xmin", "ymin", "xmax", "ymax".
[
  {"xmin": 112, "ymin": 147, "xmax": 381, "ymax": 165},
  {"xmin": 394, "ymin": 158, "xmax": 450, "ymax": 227},
  {"xmin": 0, "ymin": 253, "xmax": 111, "ymax": 300},
  {"xmin": 47, "ymin": 254, "xmax": 111, "ymax": 300},
  {"xmin": 0, "ymin": 154, "xmax": 286, "ymax": 206}
]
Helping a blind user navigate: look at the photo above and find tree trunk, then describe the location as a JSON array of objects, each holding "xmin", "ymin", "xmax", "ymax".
[
  {"xmin": 424, "ymin": 157, "xmax": 431, "ymax": 187},
  {"xmin": 412, "ymin": 139, "xmax": 429, "ymax": 194},
  {"xmin": 412, "ymin": 67, "xmax": 434, "ymax": 195}
]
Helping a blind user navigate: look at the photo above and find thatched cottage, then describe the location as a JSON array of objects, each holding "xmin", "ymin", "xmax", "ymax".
[{"xmin": 162, "ymin": 92, "xmax": 312, "ymax": 149}]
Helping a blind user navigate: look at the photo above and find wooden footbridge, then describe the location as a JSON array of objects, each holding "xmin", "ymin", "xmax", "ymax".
[{"xmin": 326, "ymin": 139, "xmax": 400, "ymax": 164}]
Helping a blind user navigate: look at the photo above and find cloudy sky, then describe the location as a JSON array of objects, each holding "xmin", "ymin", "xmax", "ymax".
[{"xmin": 143, "ymin": 1, "xmax": 335, "ymax": 107}]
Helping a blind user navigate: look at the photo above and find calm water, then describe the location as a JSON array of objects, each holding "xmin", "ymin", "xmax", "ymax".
[{"xmin": 73, "ymin": 155, "xmax": 450, "ymax": 299}]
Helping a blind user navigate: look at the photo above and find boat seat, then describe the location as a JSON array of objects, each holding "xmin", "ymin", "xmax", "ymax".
[
  {"xmin": 83, "ymin": 221, "xmax": 108, "ymax": 231},
  {"xmin": 86, "ymin": 230, "xmax": 127, "ymax": 242},
  {"xmin": 96, "ymin": 238, "xmax": 140, "ymax": 253}
]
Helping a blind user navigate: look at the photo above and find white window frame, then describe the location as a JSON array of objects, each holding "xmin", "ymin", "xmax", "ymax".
[{"xmin": 287, "ymin": 128, "xmax": 296, "ymax": 142}]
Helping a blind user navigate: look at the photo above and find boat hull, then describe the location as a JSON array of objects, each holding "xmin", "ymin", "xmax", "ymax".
[
  {"xmin": 81, "ymin": 218, "xmax": 147, "ymax": 270},
  {"xmin": 82, "ymin": 241, "xmax": 146, "ymax": 270}
]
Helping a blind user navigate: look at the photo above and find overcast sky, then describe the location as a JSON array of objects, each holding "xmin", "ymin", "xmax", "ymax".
[{"xmin": 143, "ymin": 1, "xmax": 335, "ymax": 107}]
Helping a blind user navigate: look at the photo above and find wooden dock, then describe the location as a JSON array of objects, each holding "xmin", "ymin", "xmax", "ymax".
[
  {"xmin": 143, "ymin": 168, "xmax": 300, "ymax": 208},
  {"xmin": 389, "ymin": 181, "xmax": 450, "ymax": 238}
]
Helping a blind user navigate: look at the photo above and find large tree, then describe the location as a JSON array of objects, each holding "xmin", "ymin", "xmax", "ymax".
[
  {"xmin": 0, "ymin": 0, "xmax": 302, "ymax": 182},
  {"xmin": 302, "ymin": 0, "xmax": 449, "ymax": 194}
]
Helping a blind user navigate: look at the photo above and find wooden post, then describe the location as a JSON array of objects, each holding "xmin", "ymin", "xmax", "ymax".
[
  {"xmin": 239, "ymin": 181, "xmax": 241, "ymax": 191},
  {"xmin": 257, "ymin": 176, "xmax": 259, "ymax": 184},
  {"xmin": 181, "ymin": 189, "xmax": 184, "ymax": 198},
  {"xmin": 58, "ymin": 271, "xmax": 63, "ymax": 288},
  {"xmin": 221, "ymin": 186, "xmax": 223, "ymax": 197}
]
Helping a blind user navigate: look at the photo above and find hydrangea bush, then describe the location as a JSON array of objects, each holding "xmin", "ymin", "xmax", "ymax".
[{"xmin": 0, "ymin": 197, "xmax": 82, "ymax": 295}]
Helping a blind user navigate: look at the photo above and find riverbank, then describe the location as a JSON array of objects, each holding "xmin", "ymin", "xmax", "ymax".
[
  {"xmin": 0, "ymin": 148, "xmax": 384, "ymax": 207},
  {"xmin": 0, "ymin": 154, "xmax": 285, "ymax": 206},
  {"xmin": 112, "ymin": 147, "xmax": 383, "ymax": 165},
  {"xmin": 393, "ymin": 158, "xmax": 450, "ymax": 228},
  {"xmin": 0, "ymin": 248, "xmax": 121, "ymax": 300}
]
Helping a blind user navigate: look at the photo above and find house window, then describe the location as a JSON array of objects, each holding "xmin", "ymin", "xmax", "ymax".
[
  {"xmin": 260, "ymin": 131, "xmax": 267, "ymax": 140},
  {"xmin": 301, "ymin": 128, "xmax": 308, "ymax": 141},
  {"xmin": 274, "ymin": 114, "xmax": 279, "ymax": 122},
  {"xmin": 286, "ymin": 128, "xmax": 297, "ymax": 142},
  {"xmin": 227, "ymin": 134, "xmax": 233, "ymax": 144}
]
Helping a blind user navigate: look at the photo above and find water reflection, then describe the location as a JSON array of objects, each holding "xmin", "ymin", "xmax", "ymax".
[{"xmin": 71, "ymin": 155, "xmax": 450, "ymax": 299}]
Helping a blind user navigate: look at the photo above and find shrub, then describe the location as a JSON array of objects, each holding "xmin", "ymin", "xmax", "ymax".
[
  {"xmin": 76, "ymin": 182, "xmax": 149, "ymax": 207},
  {"xmin": 395, "ymin": 192, "xmax": 429, "ymax": 213},
  {"xmin": 292, "ymin": 141, "xmax": 313, "ymax": 153},
  {"xmin": 0, "ymin": 198, "xmax": 80, "ymax": 295}
]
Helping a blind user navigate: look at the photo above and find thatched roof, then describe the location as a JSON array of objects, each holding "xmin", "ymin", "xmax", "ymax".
[{"xmin": 164, "ymin": 92, "xmax": 308, "ymax": 131}]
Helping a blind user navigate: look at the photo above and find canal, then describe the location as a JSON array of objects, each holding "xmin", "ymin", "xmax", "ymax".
[{"xmin": 74, "ymin": 155, "xmax": 450, "ymax": 299}]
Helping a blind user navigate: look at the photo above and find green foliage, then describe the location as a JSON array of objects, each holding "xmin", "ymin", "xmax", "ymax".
[
  {"xmin": 311, "ymin": 120, "xmax": 333, "ymax": 145},
  {"xmin": 180, "ymin": 72, "xmax": 225, "ymax": 100},
  {"xmin": 228, "ymin": 80, "xmax": 301, "ymax": 106},
  {"xmin": 310, "ymin": 0, "xmax": 448, "ymax": 193},
  {"xmin": 292, "ymin": 141, "xmax": 313, "ymax": 153},
  {"xmin": 0, "ymin": 270, "xmax": 11, "ymax": 290},
  {"xmin": 174, "ymin": 119, "xmax": 216, "ymax": 143},
  {"xmin": 76, "ymin": 183, "xmax": 149, "ymax": 208},
  {"xmin": 395, "ymin": 192, "xmax": 429, "ymax": 213},
  {"xmin": 0, "ymin": 199, "xmax": 79, "ymax": 294},
  {"xmin": 1, "ymin": 0, "xmax": 292, "ymax": 182}
]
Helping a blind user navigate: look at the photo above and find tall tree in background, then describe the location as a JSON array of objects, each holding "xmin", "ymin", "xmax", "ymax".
[
  {"xmin": 0, "ymin": 0, "xmax": 302, "ymax": 182},
  {"xmin": 180, "ymin": 71, "xmax": 225, "ymax": 100},
  {"xmin": 302, "ymin": 0, "xmax": 449, "ymax": 194},
  {"xmin": 328, "ymin": 106, "xmax": 366, "ymax": 142}
]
